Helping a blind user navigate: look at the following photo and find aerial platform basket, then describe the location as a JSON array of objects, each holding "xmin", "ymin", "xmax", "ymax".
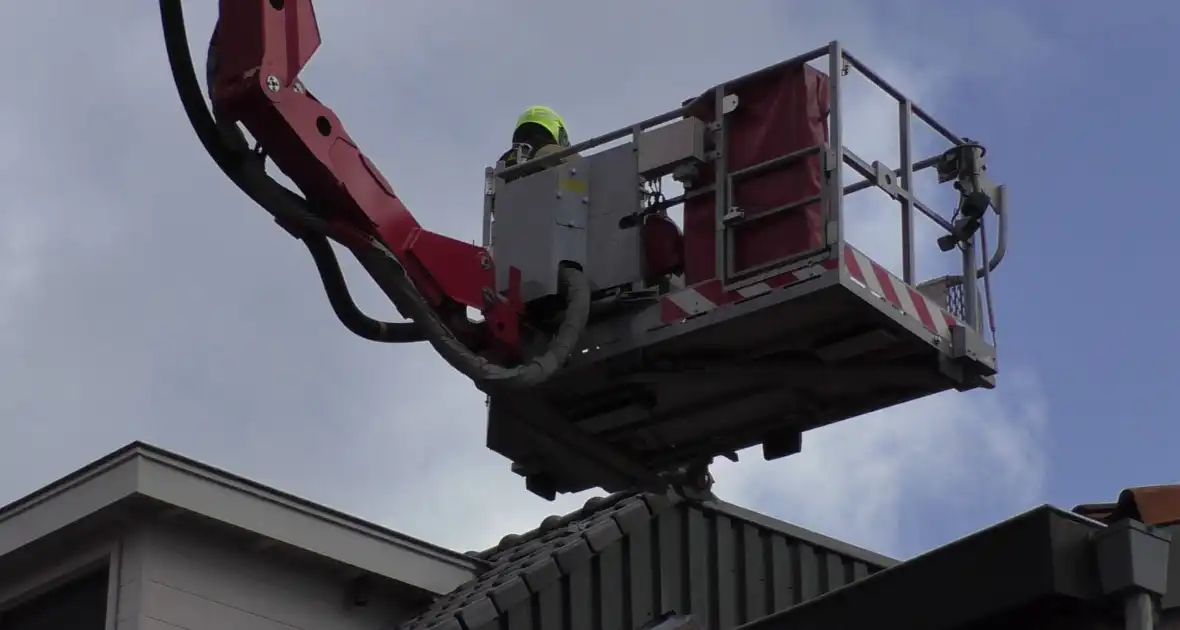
[{"xmin": 483, "ymin": 41, "xmax": 1007, "ymax": 500}]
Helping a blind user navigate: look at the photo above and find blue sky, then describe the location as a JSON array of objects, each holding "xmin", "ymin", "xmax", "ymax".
[
  {"xmin": 0, "ymin": 1, "xmax": 1173, "ymax": 561},
  {"xmin": 960, "ymin": 2, "xmax": 1180, "ymax": 502},
  {"xmin": 847, "ymin": 0, "xmax": 1180, "ymax": 552}
]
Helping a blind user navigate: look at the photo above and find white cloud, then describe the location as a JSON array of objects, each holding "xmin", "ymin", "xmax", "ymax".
[
  {"xmin": 0, "ymin": 0, "xmax": 1048, "ymax": 560},
  {"xmin": 712, "ymin": 368, "xmax": 1049, "ymax": 557}
]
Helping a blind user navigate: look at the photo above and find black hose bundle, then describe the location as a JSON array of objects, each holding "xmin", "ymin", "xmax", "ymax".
[
  {"xmin": 303, "ymin": 233, "xmax": 425, "ymax": 343},
  {"xmin": 158, "ymin": 0, "xmax": 589, "ymax": 388}
]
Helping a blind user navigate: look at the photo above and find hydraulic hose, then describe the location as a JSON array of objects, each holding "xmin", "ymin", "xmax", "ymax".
[
  {"xmin": 159, "ymin": 0, "xmax": 590, "ymax": 388},
  {"xmin": 355, "ymin": 247, "xmax": 592, "ymax": 389},
  {"xmin": 173, "ymin": 8, "xmax": 423, "ymax": 344},
  {"xmin": 303, "ymin": 232, "xmax": 426, "ymax": 343}
]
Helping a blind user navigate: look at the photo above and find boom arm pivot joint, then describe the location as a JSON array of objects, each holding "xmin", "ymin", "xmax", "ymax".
[{"xmin": 209, "ymin": 0, "xmax": 523, "ymax": 354}]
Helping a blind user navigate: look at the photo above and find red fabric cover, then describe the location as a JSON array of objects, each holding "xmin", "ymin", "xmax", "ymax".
[{"xmin": 682, "ymin": 65, "xmax": 830, "ymax": 284}]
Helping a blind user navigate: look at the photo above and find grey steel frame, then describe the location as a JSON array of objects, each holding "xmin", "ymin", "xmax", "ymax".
[
  {"xmin": 487, "ymin": 41, "xmax": 1007, "ymax": 335},
  {"xmin": 483, "ymin": 42, "xmax": 1007, "ymax": 498}
]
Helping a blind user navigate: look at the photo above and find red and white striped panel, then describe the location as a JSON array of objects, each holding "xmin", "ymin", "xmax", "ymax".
[
  {"xmin": 659, "ymin": 258, "xmax": 838, "ymax": 323},
  {"xmin": 658, "ymin": 245, "xmax": 960, "ymax": 338},
  {"xmin": 842, "ymin": 244, "xmax": 958, "ymax": 339}
]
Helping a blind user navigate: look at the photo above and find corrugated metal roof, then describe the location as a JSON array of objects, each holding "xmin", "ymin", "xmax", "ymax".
[
  {"xmin": 400, "ymin": 492, "xmax": 895, "ymax": 630},
  {"xmin": 1073, "ymin": 485, "xmax": 1180, "ymax": 526}
]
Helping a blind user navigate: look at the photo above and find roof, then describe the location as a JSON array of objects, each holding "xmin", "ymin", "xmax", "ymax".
[
  {"xmin": 0, "ymin": 441, "xmax": 483, "ymax": 597},
  {"xmin": 1073, "ymin": 484, "xmax": 1180, "ymax": 527},
  {"xmin": 737, "ymin": 506, "xmax": 1116, "ymax": 630},
  {"xmin": 401, "ymin": 490, "xmax": 895, "ymax": 630},
  {"xmin": 1072, "ymin": 483, "xmax": 1180, "ymax": 612}
]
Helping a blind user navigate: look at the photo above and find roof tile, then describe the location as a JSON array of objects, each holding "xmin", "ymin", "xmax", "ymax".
[
  {"xmin": 401, "ymin": 486, "xmax": 898, "ymax": 630},
  {"xmin": 399, "ymin": 492, "xmax": 674, "ymax": 630},
  {"xmin": 612, "ymin": 499, "xmax": 653, "ymax": 535},
  {"xmin": 520, "ymin": 556, "xmax": 563, "ymax": 592},
  {"xmin": 553, "ymin": 537, "xmax": 593, "ymax": 573},
  {"xmin": 456, "ymin": 597, "xmax": 498, "ymax": 629},
  {"xmin": 583, "ymin": 518, "xmax": 623, "ymax": 552},
  {"xmin": 1073, "ymin": 484, "xmax": 1180, "ymax": 526},
  {"xmin": 489, "ymin": 577, "xmax": 531, "ymax": 612}
]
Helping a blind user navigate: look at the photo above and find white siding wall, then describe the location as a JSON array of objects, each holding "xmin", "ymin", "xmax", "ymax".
[{"xmin": 120, "ymin": 519, "xmax": 421, "ymax": 630}]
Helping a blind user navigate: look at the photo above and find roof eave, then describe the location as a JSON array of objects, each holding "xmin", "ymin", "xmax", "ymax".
[{"xmin": 0, "ymin": 442, "xmax": 484, "ymax": 596}]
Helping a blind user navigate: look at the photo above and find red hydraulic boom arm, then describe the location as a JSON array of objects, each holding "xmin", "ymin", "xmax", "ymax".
[
  {"xmin": 207, "ymin": 0, "xmax": 525, "ymax": 356},
  {"xmin": 162, "ymin": 0, "xmax": 1006, "ymax": 501}
]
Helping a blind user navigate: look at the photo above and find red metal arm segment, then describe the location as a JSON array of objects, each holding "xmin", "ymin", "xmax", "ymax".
[{"xmin": 210, "ymin": 0, "xmax": 522, "ymax": 352}]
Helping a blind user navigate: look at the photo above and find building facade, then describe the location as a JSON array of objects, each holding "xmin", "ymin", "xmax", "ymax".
[
  {"xmin": 0, "ymin": 443, "xmax": 482, "ymax": 630},
  {"xmin": 0, "ymin": 443, "xmax": 892, "ymax": 630}
]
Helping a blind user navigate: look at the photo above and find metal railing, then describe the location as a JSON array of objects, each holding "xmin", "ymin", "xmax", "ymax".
[
  {"xmin": 826, "ymin": 43, "xmax": 1007, "ymax": 334},
  {"xmin": 489, "ymin": 41, "xmax": 1007, "ymax": 334}
]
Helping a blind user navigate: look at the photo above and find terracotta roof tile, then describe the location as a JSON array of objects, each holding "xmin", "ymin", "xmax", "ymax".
[{"xmin": 1073, "ymin": 484, "xmax": 1180, "ymax": 526}]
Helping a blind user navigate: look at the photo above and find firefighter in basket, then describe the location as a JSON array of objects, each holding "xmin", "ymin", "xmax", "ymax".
[{"xmin": 498, "ymin": 105, "xmax": 573, "ymax": 169}]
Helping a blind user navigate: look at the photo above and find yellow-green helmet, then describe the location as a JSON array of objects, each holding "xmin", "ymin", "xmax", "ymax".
[{"xmin": 515, "ymin": 105, "xmax": 570, "ymax": 147}]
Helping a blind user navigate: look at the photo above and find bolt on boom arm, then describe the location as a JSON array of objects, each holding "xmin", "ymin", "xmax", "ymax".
[
  {"xmin": 210, "ymin": 0, "xmax": 519, "ymax": 346},
  {"xmin": 159, "ymin": 0, "xmax": 592, "ymax": 389}
]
